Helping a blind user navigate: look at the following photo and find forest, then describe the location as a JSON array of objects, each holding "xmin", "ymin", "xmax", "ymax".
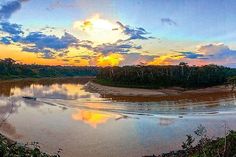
[
  {"xmin": 96, "ymin": 62, "xmax": 236, "ymax": 89},
  {"xmin": 1, "ymin": 58, "xmax": 236, "ymax": 89},
  {"xmin": 0, "ymin": 58, "xmax": 98, "ymax": 79}
]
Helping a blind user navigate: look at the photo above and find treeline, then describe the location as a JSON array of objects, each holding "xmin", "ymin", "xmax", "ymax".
[
  {"xmin": 0, "ymin": 58, "xmax": 99, "ymax": 79},
  {"xmin": 96, "ymin": 62, "xmax": 236, "ymax": 88},
  {"xmin": 2, "ymin": 58, "xmax": 236, "ymax": 89}
]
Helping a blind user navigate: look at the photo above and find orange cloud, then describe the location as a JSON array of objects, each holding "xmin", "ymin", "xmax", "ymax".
[
  {"xmin": 0, "ymin": 44, "xmax": 64, "ymax": 65},
  {"xmin": 148, "ymin": 54, "xmax": 184, "ymax": 65},
  {"xmin": 81, "ymin": 21, "xmax": 93, "ymax": 31},
  {"xmin": 72, "ymin": 110, "xmax": 120, "ymax": 128},
  {"xmin": 94, "ymin": 53, "xmax": 124, "ymax": 67}
]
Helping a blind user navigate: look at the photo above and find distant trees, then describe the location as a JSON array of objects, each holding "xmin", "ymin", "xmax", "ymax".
[
  {"xmin": 1, "ymin": 58, "xmax": 236, "ymax": 89},
  {"xmin": 96, "ymin": 64, "xmax": 236, "ymax": 89},
  {"xmin": 0, "ymin": 58, "xmax": 99, "ymax": 79}
]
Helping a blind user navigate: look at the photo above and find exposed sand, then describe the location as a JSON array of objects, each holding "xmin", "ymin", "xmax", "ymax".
[{"xmin": 85, "ymin": 81, "xmax": 234, "ymax": 98}]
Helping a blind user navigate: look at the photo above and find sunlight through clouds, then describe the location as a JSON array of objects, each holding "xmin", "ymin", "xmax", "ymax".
[
  {"xmin": 0, "ymin": 0, "xmax": 236, "ymax": 67},
  {"xmin": 92, "ymin": 53, "xmax": 124, "ymax": 67},
  {"xmin": 73, "ymin": 14, "xmax": 124, "ymax": 43}
]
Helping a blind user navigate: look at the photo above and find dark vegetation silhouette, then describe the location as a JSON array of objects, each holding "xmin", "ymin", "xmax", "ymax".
[
  {"xmin": 97, "ymin": 62, "xmax": 236, "ymax": 89},
  {"xmin": 0, "ymin": 58, "xmax": 98, "ymax": 79},
  {"xmin": 1, "ymin": 58, "xmax": 236, "ymax": 89},
  {"xmin": 0, "ymin": 134, "xmax": 61, "ymax": 157},
  {"xmin": 144, "ymin": 125, "xmax": 236, "ymax": 157}
]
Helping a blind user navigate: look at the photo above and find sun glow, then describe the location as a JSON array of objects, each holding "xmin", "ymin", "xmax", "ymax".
[
  {"xmin": 73, "ymin": 15, "xmax": 124, "ymax": 43},
  {"xmin": 148, "ymin": 53, "xmax": 184, "ymax": 65},
  {"xmin": 73, "ymin": 14, "xmax": 114, "ymax": 31},
  {"xmin": 96, "ymin": 53, "xmax": 124, "ymax": 67}
]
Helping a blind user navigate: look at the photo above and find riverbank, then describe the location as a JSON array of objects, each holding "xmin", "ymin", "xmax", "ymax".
[
  {"xmin": 0, "ymin": 76, "xmax": 95, "ymax": 83},
  {"xmin": 85, "ymin": 81, "xmax": 235, "ymax": 100},
  {"xmin": 144, "ymin": 129, "xmax": 236, "ymax": 157},
  {"xmin": 0, "ymin": 133, "xmax": 58, "ymax": 156}
]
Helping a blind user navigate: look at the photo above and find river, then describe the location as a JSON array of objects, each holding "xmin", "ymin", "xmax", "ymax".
[{"xmin": 0, "ymin": 77, "xmax": 236, "ymax": 157}]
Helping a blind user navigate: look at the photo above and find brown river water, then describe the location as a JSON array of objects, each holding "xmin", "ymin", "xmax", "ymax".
[{"xmin": 0, "ymin": 77, "xmax": 236, "ymax": 157}]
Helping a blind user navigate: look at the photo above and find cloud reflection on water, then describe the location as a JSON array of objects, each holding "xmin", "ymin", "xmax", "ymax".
[{"xmin": 72, "ymin": 110, "xmax": 121, "ymax": 128}]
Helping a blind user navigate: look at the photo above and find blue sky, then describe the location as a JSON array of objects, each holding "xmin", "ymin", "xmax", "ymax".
[{"xmin": 0, "ymin": 0, "xmax": 236, "ymax": 67}]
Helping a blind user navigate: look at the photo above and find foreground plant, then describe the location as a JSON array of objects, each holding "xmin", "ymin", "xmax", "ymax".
[
  {"xmin": 144, "ymin": 125, "xmax": 236, "ymax": 157},
  {"xmin": 0, "ymin": 134, "xmax": 61, "ymax": 157}
]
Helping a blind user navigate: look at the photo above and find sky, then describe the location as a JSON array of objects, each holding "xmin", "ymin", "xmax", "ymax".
[{"xmin": 0, "ymin": 0, "xmax": 236, "ymax": 67}]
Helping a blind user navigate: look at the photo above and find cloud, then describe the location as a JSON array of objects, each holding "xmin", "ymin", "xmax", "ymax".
[
  {"xmin": 148, "ymin": 54, "xmax": 185, "ymax": 65},
  {"xmin": 225, "ymin": 63, "xmax": 236, "ymax": 68},
  {"xmin": 0, "ymin": 36, "xmax": 11, "ymax": 44},
  {"xmin": 0, "ymin": 22, "xmax": 24, "ymax": 45},
  {"xmin": 116, "ymin": 21, "xmax": 153, "ymax": 40},
  {"xmin": 0, "ymin": 22, "xmax": 23, "ymax": 35},
  {"xmin": 121, "ymin": 53, "xmax": 155, "ymax": 65},
  {"xmin": 73, "ymin": 15, "xmax": 154, "ymax": 43},
  {"xmin": 154, "ymin": 43, "xmax": 236, "ymax": 66},
  {"xmin": 0, "ymin": 22, "xmax": 79, "ymax": 59},
  {"xmin": 0, "ymin": 0, "xmax": 29, "ymax": 21},
  {"xmin": 178, "ymin": 51, "xmax": 207, "ymax": 59},
  {"xmin": 22, "ymin": 47, "xmax": 56, "ymax": 59},
  {"xmin": 22, "ymin": 32, "xmax": 78, "ymax": 50},
  {"xmin": 93, "ymin": 40, "xmax": 142, "ymax": 54},
  {"xmin": 89, "ymin": 53, "xmax": 124, "ymax": 67},
  {"xmin": 75, "ymin": 38, "xmax": 142, "ymax": 55},
  {"xmin": 47, "ymin": 0, "xmax": 75, "ymax": 10},
  {"xmin": 194, "ymin": 43, "xmax": 236, "ymax": 66},
  {"xmin": 20, "ymin": 32, "xmax": 78, "ymax": 58},
  {"xmin": 0, "ymin": 16, "xmax": 152, "ymax": 62},
  {"xmin": 197, "ymin": 43, "xmax": 236, "ymax": 59},
  {"xmin": 77, "ymin": 40, "xmax": 93, "ymax": 50},
  {"xmin": 0, "ymin": 20, "xmax": 143, "ymax": 59},
  {"xmin": 47, "ymin": 0, "xmax": 61, "ymax": 10},
  {"xmin": 74, "ymin": 59, "xmax": 81, "ymax": 63},
  {"xmin": 161, "ymin": 18, "xmax": 177, "ymax": 26}
]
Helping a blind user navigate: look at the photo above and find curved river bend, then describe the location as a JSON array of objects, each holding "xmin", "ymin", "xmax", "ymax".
[{"xmin": 0, "ymin": 78, "xmax": 236, "ymax": 157}]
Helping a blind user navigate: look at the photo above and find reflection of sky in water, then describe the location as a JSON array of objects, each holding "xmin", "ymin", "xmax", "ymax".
[
  {"xmin": 72, "ymin": 110, "xmax": 123, "ymax": 128},
  {"xmin": 1, "ymin": 80, "xmax": 236, "ymax": 116},
  {"xmin": 9, "ymin": 83, "xmax": 101, "ymax": 100},
  {"xmin": 0, "ymin": 79, "xmax": 236, "ymax": 157}
]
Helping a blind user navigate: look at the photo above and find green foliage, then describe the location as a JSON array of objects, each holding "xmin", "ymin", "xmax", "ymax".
[
  {"xmin": 0, "ymin": 58, "xmax": 99, "ymax": 80},
  {"xmin": 182, "ymin": 134, "xmax": 195, "ymax": 155},
  {"xmin": 0, "ymin": 135, "xmax": 60, "ymax": 157},
  {"xmin": 150, "ymin": 126, "xmax": 236, "ymax": 157},
  {"xmin": 97, "ymin": 63, "xmax": 236, "ymax": 89}
]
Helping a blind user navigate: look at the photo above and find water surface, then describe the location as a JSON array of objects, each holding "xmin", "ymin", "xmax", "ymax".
[{"xmin": 0, "ymin": 78, "xmax": 236, "ymax": 157}]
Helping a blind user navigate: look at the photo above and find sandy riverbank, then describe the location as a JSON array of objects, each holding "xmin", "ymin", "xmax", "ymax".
[{"xmin": 85, "ymin": 81, "xmax": 235, "ymax": 98}]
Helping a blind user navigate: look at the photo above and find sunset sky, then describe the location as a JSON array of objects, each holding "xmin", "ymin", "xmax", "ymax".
[{"xmin": 0, "ymin": 0, "xmax": 236, "ymax": 67}]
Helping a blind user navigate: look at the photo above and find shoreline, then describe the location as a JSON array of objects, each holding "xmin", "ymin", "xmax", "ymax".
[
  {"xmin": 0, "ymin": 133, "xmax": 57, "ymax": 156},
  {"xmin": 0, "ymin": 76, "xmax": 96, "ymax": 83},
  {"xmin": 85, "ymin": 81, "xmax": 235, "ymax": 100}
]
